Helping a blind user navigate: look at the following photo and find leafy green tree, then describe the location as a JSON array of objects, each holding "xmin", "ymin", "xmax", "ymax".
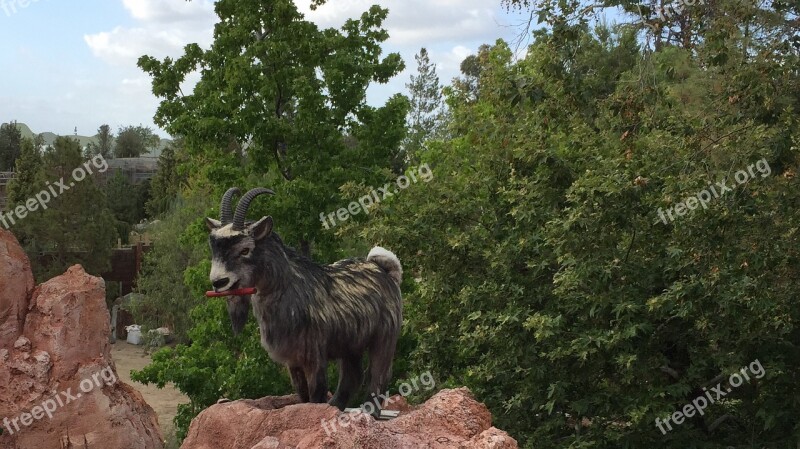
[
  {"xmin": 453, "ymin": 44, "xmax": 490, "ymax": 103},
  {"xmin": 502, "ymin": 0, "xmax": 799, "ymax": 54},
  {"xmin": 135, "ymin": 178, "xmax": 152, "ymax": 221},
  {"xmin": 133, "ymin": 189, "xmax": 215, "ymax": 342},
  {"xmin": 0, "ymin": 121, "xmax": 22, "ymax": 171},
  {"xmin": 107, "ymin": 171, "xmax": 137, "ymax": 224},
  {"xmin": 145, "ymin": 141, "xmax": 185, "ymax": 218},
  {"xmin": 401, "ymin": 47, "xmax": 446, "ymax": 167},
  {"xmin": 115, "ymin": 125, "xmax": 160, "ymax": 158},
  {"xmin": 138, "ymin": 0, "xmax": 406, "ymax": 255},
  {"xmin": 5, "ymin": 138, "xmax": 44, "ymax": 237},
  {"xmin": 106, "ymin": 170, "xmax": 149, "ymax": 244},
  {"xmin": 8, "ymin": 137, "xmax": 117, "ymax": 279},
  {"xmin": 86, "ymin": 124, "xmax": 114, "ymax": 159},
  {"xmin": 351, "ymin": 20, "xmax": 799, "ymax": 448},
  {"xmin": 7, "ymin": 138, "xmax": 43, "ymax": 205}
]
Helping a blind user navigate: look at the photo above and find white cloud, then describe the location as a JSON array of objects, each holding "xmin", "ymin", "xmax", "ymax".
[
  {"xmin": 297, "ymin": 0, "xmax": 513, "ymax": 46},
  {"xmin": 122, "ymin": 0, "xmax": 215, "ymax": 23},
  {"xmin": 84, "ymin": 0, "xmax": 216, "ymax": 66}
]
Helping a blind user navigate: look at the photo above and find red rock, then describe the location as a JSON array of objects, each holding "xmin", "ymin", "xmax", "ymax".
[
  {"xmin": 180, "ymin": 388, "xmax": 518, "ymax": 449},
  {"xmin": 0, "ymin": 229, "xmax": 35, "ymax": 349},
  {"xmin": 0, "ymin": 237, "xmax": 165, "ymax": 449},
  {"xmin": 382, "ymin": 394, "xmax": 412, "ymax": 413}
]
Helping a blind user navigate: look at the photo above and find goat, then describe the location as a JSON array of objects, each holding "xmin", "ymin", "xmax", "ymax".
[{"xmin": 205, "ymin": 187, "xmax": 403, "ymax": 415}]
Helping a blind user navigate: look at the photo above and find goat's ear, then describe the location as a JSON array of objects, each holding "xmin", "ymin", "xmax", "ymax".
[
  {"xmin": 249, "ymin": 216, "xmax": 273, "ymax": 241},
  {"xmin": 205, "ymin": 217, "xmax": 222, "ymax": 231}
]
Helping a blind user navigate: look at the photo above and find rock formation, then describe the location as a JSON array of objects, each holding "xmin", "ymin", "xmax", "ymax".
[
  {"xmin": 180, "ymin": 388, "xmax": 518, "ymax": 449},
  {"xmin": 0, "ymin": 228, "xmax": 164, "ymax": 449}
]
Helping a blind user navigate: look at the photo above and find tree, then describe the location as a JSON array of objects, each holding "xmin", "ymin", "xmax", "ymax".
[
  {"xmin": 86, "ymin": 124, "xmax": 114, "ymax": 159},
  {"xmin": 502, "ymin": 0, "xmax": 800, "ymax": 54},
  {"xmin": 106, "ymin": 170, "xmax": 149, "ymax": 244},
  {"xmin": 133, "ymin": 0, "xmax": 409, "ymax": 440},
  {"xmin": 351, "ymin": 22, "xmax": 800, "ymax": 448},
  {"xmin": 115, "ymin": 125, "xmax": 160, "ymax": 158},
  {"xmin": 5, "ymin": 138, "xmax": 44, "ymax": 247},
  {"xmin": 138, "ymin": 0, "xmax": 407, "ymax": 256},
  {"xmin": 401, "ymin": 48, "xmax": 446, "ymax": 167},
  {"xmin": 0, "ymin": 121, "xmax": 22, "ymax": 171},
  {"xmin": 8, "ymin": 137, "xmax": 117, "ymax": 280},
  {"xmin": 7, "ymin": 138, "xmax": 43, "ymax": 205},
  {"xmin": 145, "ymin": 141, "xmax": 185, "ymax": 218}
]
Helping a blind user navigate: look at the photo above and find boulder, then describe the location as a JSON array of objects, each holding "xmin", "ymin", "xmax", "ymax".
[
  {"xmin": 0, "ymin": 230, "xmax": 164, "ymax": 449},
  {"xmin": 0, "ymin": 228, "xmax": 35, "ymax": 348},
  {"xmin": 180, "ymin": 388, "xmax": 518, "ymax": 449}
]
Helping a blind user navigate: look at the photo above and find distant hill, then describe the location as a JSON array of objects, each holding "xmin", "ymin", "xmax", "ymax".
[
  {"xmin": 15, "ymin": 122, "xmax": 35, "ymax": 139},
  {"xmin": 2, "ymin": 122, "xmax": 171, "ymax": 158}
]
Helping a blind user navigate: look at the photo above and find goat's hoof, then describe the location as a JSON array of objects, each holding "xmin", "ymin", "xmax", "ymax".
[{"xmin": 216, "ymin": 397, "xmax": 232, "ymax": 404}]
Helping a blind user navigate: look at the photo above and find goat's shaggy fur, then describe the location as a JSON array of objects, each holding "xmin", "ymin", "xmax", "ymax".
[{"xmin": 206, "ymin": 188, "xmax": 403, "ymax": 414}]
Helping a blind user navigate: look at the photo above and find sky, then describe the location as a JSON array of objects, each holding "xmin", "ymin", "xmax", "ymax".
[{"xmin": 0, "ymin": 0, "xmax": 532, "ymax": 138}]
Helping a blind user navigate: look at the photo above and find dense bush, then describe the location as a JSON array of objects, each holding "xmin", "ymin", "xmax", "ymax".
[{"xmin": 350, "ymin": 25, "xmax": 800, "ymax": 448}]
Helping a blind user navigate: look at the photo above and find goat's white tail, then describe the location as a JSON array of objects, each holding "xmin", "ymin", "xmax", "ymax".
[{"xmin": 367, "ymin": 246, "xmax": 402, "ymax": 286}]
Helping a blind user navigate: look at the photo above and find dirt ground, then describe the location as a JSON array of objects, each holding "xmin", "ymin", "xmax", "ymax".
[{"xmin": 111, "ymin": 341, "xmax": 188, "ymax": 439}]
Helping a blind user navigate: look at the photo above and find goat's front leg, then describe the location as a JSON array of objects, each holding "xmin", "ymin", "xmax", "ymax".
[
  {"xmin": 289, "ymin": 366, "xmax": 310, "ymax": 402},
  {"xmin": 306, "ymin": 363, "xmax": 329, "ymax": 403}
]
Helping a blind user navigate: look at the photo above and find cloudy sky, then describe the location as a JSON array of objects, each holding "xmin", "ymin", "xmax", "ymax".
[{"xmin": 0, "ymin": 0, "xmax": 530, "ymax": 138}]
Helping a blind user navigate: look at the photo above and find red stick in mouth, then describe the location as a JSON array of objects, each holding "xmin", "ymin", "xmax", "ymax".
[{"xmin": 205, "ymin": 288, "xmax": 258, "ymax": 298}]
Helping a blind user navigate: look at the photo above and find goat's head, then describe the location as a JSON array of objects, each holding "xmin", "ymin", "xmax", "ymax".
[{"xmin": 206, "ymin": 187, "xmax": 275, "ymax": 294}]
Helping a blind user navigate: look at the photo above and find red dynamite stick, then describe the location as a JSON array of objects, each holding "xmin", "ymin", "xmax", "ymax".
[{"xmin": 205, "ymin": 288, "xmax": 258, "ymax": 298}]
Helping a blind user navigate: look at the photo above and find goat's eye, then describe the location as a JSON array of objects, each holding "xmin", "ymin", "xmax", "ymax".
[{"xmin": 240, "ymin": 248, "xmax": 251, "ymax": 257}]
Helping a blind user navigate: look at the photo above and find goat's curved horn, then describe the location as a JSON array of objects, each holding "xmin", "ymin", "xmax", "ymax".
[
  {"xmin": 233, "ymin": 188, "xmax": 275, "ymax": 231},
  {"xmin": 220, "ymin": 187, "xmax": 241, "ymax": 225}
]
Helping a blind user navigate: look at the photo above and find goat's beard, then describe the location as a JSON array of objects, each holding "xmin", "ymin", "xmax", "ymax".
[{"xmin": 227, "ymin": 295, "xmax": 251, "ymax": 335}]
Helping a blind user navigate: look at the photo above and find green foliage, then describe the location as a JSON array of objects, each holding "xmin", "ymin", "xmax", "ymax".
[
  {"xmin": 133, "ymin": 190, "xmax": 211, "ymax": 341},
  {"xmin": 106, "ymin": 170, "xmax": 149, "ymax": 244},
  {"xmin": 0, "ymin": 121, "xmax": 22, "ymax": 172},
  {"xmin": 115, "ymin": 125, "xmax": 159, "ymax": 158},
  {"xmin": 146, "ymin": 142, "xmax": 186, "ymax": 218},
  {"xmin": 503, "ymin": 0, "xmax": 799, "ymax": 56},
  {"xmin": 352, "ymin": 23, "xmax": 800, "ymax": 448},
  {"xmin": 85, "ymin": 124, "xmax": 114, "ymax": 159},
  {"xmin": 6, "ymin": 136, "xmax": 117, "ymax": 280},
  {"xmin": 131, "ymin": 298, "xmax": 291, "ymax": 441},
  {"xmin": 402, "ymin": 47, "xmax": 446, "ymax": 167},
  {"xmin": 7, "ymin": 138, "xmax": 43, "ymax": 205}
]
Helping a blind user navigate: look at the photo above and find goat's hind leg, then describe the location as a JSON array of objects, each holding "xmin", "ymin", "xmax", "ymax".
[
  {"xmin": 329, "ymin": 355, "xmax": 362, "ymax": 411},
  {"xmin": 366, "ymin": 341, "xmax": 396, "ymax": 419},
  {"xmin": 306, "ymin": 362, "xmax": 329, "ymax": 403},
  {"xmin": 289, "ymin": 366, "xmax": 310, "ymax": 402}
]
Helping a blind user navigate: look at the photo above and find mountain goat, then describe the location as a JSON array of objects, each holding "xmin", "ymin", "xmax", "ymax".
[{"xmin": 206, "ymin": 188, "xmax": 403, "ymax": 415}]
